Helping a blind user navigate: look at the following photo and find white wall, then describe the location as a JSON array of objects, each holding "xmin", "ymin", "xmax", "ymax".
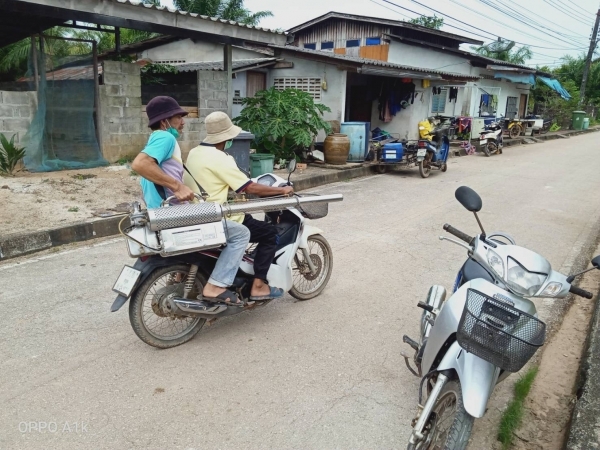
[
  {"xmin": 369, "ymin": 84, "xmax": 466, "ymax": 140},
  {"xmin": 232, "ymin": 71, "xmax": 247, "ymax": 118},
  {"xmin": 388, "ymin": 41, "xmax": 473, "ymax": 76},
  {"xmin": 267, "ymin": 54, "xmax": 347, "ymax": 140},
  {"xmin": 142, "ymin": 39, "xmax": 265, "ymax": 62}
]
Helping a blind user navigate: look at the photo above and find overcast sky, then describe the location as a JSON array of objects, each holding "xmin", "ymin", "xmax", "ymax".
[{"xmin": 162, "ymin": 0, "xmax": 599, "ymax": 66}]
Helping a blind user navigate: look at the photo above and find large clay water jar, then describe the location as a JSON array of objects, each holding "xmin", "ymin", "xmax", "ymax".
[{"xmin": 324, "ymin": 133, "xmax": 351, "ymax": 165}]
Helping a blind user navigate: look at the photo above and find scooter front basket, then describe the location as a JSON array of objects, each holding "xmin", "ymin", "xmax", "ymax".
[{"xmin": 457, "ymin": 289, "xmax": 546, "ymax": 372}]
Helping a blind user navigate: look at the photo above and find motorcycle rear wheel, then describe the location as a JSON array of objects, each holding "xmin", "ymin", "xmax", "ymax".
[
  {"xmin": 129, "ymin": 264, "xmax": 207, "ymax": 349},
  {"xmin": 486, "ymin": 142, "xmax": 498, "ymax": 156},
  {"xmin": 409, "ymin": 379, "xmax": 474, "ymax": 450},
  {"xmin": 290, "ymin": 235, "xmax": 333, "ymax": 300},
  {"xmin": 419, "ymin": 160, "xmax": 431, "ymax": 178}
]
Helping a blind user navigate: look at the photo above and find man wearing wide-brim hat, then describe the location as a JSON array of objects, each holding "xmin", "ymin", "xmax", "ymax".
[
  {"xmin": 184, "ymin": 111, "xmax": 293, "ymax": 301},
  {"xmin": 133, "ymin": 97, "xmax": 251, "ymax": 306}
]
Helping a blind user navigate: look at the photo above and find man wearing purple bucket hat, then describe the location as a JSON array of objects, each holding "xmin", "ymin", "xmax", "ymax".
[{"xmin": 132, "ymin": 96, "xmax": 250, "ymax": 306}]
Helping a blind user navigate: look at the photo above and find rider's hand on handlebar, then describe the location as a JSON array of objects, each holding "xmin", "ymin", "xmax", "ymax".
[
  {"xmin": 281, "ymin": 186, "xmax": 294, "ymax": 196},
  {"xmin": 173, "ymin": 183, "xmax": 196, "ymax": 202}
]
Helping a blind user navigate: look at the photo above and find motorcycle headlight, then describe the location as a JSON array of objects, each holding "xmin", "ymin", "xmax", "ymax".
[
  {"xmin": 487, "ymin": 249, "xmax": 504, "ymax": 278},
  {"xmin": 506, "ymin": 257, "xmax": 547, "ymax": 296}
]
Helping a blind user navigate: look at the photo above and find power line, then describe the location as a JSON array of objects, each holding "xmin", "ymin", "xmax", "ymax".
[
  {"xmin": 378, "ymin": 0, "xmax": 588, "ymax": 51},
  {"xmin": 449, "ymin": 0, "xmax": 586, "ymax": 51},
  {"xmin": 492, "ymin": 0, "xmax": 590, "ymax": 40},
  {"xmin": 479, "ymin": 0, "xmax": 588, "ymax": 47},
  {"xmin": 544, "ymin": 0, "xmax": 594, "ymax": 24},
  {"xmin": 562, "ymin": 0, "xmax": 595, "ymax": 16}
]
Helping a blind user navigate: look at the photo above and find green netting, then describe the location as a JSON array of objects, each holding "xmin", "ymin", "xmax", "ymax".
[{"xmin": 22, "ymin": 49, "xmax": 107, "ymax": 172}]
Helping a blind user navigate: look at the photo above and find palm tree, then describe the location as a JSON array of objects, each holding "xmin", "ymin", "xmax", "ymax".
[
  {"xmin": 471, "ymin": 39, "xmax": 533, "ymax": 65},
  {"xmin": 172, "ymin": 0, "xmax": 272, "ymax": 26}
]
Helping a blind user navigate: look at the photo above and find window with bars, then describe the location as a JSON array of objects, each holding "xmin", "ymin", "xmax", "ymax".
[
  {"xmin": 273, "ymin": 77, "xmax": 322, "ymax": 101},
  {"xmin": 431, "ymin": 89, "xmax": 447, "ymax": 114},
  {"xmin": 233, "ymin": 90, "xmax": 243, "ymax": 105}
]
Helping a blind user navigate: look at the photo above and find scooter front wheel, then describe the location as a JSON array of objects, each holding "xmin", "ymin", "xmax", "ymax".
[
  {"xmin": 290, "ymin": 235, "xmax": 333, "ymax": 300},
  {"xmin": 411, "ymin": 378, "xmax": 474, "ymax": 450}
]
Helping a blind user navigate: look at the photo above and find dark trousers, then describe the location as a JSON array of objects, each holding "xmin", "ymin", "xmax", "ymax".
[{"xmin": 242, "ymin": 215, "xmax": 279, "ymax": 282}]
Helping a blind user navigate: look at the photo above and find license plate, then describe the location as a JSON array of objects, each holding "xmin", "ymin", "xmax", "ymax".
[
  {"xmin": 417, "ymin": 149, "xmax": 426, "ymax": 157},
  {"xmin": 112, "ymin": 266, "xmax": 141, "ymax": 297}
]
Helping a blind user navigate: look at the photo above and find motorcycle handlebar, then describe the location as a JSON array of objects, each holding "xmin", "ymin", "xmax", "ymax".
[
  {"xmin": 569, "ymin": 285, "xmax": 593, "ymax": 299},
  {"xmin": 443, "ymin": 224, "xmax": 474, "ymax": 244}
]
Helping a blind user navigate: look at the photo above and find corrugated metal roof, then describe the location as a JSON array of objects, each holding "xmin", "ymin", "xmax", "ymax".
[
  {"xmin": 115, "ymin": 0, "xmax": 286, "ymax": 35},
  {"xmin": 287, "ymin": 12, "xmax": 483, "ymax": 45},
  {"xmin": 19, "ymin": 65, "xmax": 103, "ymax": 82},
  {"xmin": 174, "ymin": 58, "xmax": 277, "ymax": 72},
  {"xmin": 270, "ymin": 45, "xmax": 480, "ymax": 80}
]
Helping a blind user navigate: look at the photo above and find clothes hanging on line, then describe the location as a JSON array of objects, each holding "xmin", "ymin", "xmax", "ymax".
[
  {"xmin": 377, "ymin": 79, "xmax": 416, "ymax": 121},
  {"xmin": 449, "ymin": 87, "xmax": 459, "ymax": 103}
]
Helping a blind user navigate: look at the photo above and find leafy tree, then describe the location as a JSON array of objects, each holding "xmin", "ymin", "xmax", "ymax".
[
  {"xmin": 172, "ymin": 0, "xmax": 272, "ymax": 26},
  {"xmin": 471, "ymin": 39, "xmax": 533, "ymax": 65},
  {"xmin": 234, "ymin": 88, "xmax": 332, "ymax": 160},
  {"xmin": 409, "ymin": 15, "xmax": 444, "ymax": 30}
]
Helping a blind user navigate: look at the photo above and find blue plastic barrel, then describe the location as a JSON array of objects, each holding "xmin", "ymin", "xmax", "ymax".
[{"xmin": 340, "ymin": 122, "xmax": 370, "ymax": 162}]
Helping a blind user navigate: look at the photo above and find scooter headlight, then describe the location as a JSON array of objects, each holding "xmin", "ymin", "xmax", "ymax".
[
  {"xmin": 506, "ymin": 257, "xmax": 547, "ymax": 297},
  {"xmin": 487, "ymin": 249, "xmax": 504, "ymax": 278}
]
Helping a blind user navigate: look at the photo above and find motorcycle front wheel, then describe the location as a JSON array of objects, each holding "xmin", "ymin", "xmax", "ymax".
[
  {"xmin": 290, "ymin": 235, "xmax": 333, "ymax": 300},
  {"xmin": 129, "ymin": 264, "xmax": 207, "ymax": 349},
  {"xmin": 409, "ymin": 378, "xmax": 474, "ymax": 450}
]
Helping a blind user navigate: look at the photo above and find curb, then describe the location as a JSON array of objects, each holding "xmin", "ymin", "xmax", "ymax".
[{"xmin": 0, "ymin": 165, "xmax": 374, "ymax": 261}]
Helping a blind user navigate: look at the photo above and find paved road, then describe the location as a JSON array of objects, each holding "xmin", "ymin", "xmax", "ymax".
[{"xmin": 2, "ymin": 134, "xmax": 600, "ymax": 450}]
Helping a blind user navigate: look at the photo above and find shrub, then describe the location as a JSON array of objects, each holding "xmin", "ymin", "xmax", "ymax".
[
  {"xmin": 0, "ymin": 133, "xmax": 26, "ymax": 176},
  {"xmin": 234, "ymin": 87, "xmax": 331, "ymax": 160}
]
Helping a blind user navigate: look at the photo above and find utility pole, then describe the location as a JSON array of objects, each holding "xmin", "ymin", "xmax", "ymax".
[{"xmin": 579, "ymin": 9, "xmax": 600, "ymax": 106}]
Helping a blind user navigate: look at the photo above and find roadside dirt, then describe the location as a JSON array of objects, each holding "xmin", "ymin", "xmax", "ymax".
[
  {"xmin": 0, "ymin": 165, "xmax": 141, "ymax": 236},
  {"xmin": 512, "ymin": 266, "xmax": 600, "ymax": 450}
]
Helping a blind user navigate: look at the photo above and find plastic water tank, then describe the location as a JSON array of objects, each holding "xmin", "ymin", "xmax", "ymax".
[{"xmin": 340, "ymin": 122, "xmax": 370, "ymax": 162}]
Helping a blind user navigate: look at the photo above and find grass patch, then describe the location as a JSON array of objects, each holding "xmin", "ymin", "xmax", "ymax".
[
  {"xmin": 497, "ymin": 366, "xmax": 539, "ymax": 449},
  {"xmin": 68, "ymin": 206, "xmax": 79, "ymax": 212},
  {"xmin": 130, "ymin": 170, "xmax": 138, "ymax": 177},
  {"xmin": 117, "ymin": 156, "xmax": 134, "ymax": 165}
]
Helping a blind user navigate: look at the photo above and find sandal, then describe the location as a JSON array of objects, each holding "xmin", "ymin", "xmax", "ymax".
[
  {"xmin": 202, "ymin": 289, "xmax": 244, "ymax": 307},
  {"xmin": 250, "ymin": 286, "xmax": 285, "ymax": 301}
]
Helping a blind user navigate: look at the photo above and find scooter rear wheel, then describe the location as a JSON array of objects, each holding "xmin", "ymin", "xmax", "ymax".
[
  {"xmin": 419, "ymin": 161, "xmax": 431, "ymax": 178},
  {"xmin": 486, "ymin": 142, "xmax": 499, "ymax": 156},
  {"xmin": 129, "ymin": 265, "xmax": 207, "ymax": 349}
]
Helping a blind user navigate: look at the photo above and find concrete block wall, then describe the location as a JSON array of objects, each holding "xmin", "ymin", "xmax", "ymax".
[
  {"xmin": 198, "ymin": 71, "xmax": 228, "ymax": 118},
  {"xmin": 100, "ymin": 61, "xmax": 211, "ymax": 162},
  {"xmin": 0, "ymin": 91, "xmax": 35, "ymax": 144}
]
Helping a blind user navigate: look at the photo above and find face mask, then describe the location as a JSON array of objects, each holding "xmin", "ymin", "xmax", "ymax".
[
  {"xmin": 224, "ymin": 140, "xmax": 233, "ymax": 150},
  {"xmin": 165, "ymin": 120, "xmax": 179, "ymax": 139}
]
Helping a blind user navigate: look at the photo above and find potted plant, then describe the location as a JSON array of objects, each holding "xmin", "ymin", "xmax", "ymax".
[{"xmin": 234, "ymin": 87, "xmax": 332, "ymax": 163}]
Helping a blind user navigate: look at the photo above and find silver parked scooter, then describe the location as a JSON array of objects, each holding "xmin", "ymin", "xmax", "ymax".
[{"xmin": 403, "ymin": 186, "xmax": 598, "ymax": 450}]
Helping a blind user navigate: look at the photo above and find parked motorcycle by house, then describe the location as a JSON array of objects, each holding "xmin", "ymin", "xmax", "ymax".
[
  {"xmin": 507, "ymin": 118, "xmax": 524, "ymax": 139},
  {"xmin": 110, "ymin": 161, "xmax": 343, "ymax": 349},
  {"xmin": 402, "ymin": 186, "xmax": 597, "ymax": 450},
  {"xmin": 417, "ymin": 119, "xmax": 451, "ymax": 178},
  {"xmin": 479, "ymin": 121, "xmax": 503, "ymax": 156}
]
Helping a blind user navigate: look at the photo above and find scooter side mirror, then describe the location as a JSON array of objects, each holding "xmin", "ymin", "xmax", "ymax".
[
  {"xmin": 288, "ymin": 159, "xmax": 297, "ymax": 174},
  {"xmin": 455, "ymin": 186, "xmax": 483, "ymax": 212},
  {"xmin": 592, "ymin": 255, "xmax": 600, "ymax": 269}
]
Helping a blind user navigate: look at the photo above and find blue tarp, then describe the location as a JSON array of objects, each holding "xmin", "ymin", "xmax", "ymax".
[
  {"xmin": 494, "ymin": 72, "xmax": 536, "ymax": 84},
  {"xmin": 537, "ymin": 76, "xmax": 572, "ymax": 100}
]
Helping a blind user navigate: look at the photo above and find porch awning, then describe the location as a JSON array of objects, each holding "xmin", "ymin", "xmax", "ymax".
[
  {"xmin": 537, "ymin": 76, "xmax": 572, "ymax": 100},
  {"xmin": 494, "ymin": 72, "xmax": 536, "ymax": 85}
]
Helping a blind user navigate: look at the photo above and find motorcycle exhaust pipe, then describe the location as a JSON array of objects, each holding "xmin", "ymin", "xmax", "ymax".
[
  {"xmin": 147, "ymin": 194, "xmax": 344, "ymax": 231},
  {"xmin": 172, "ymin": 298, "xmax": 227, "ymax": 315}
]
